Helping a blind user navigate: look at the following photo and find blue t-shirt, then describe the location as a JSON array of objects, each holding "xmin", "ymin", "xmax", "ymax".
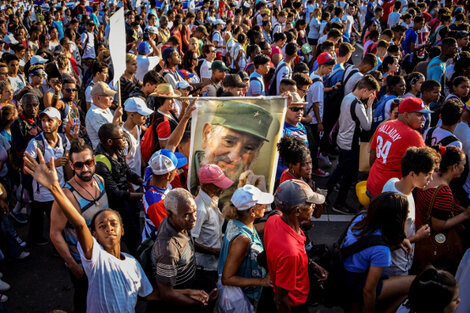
[
  {"xmin": 427, "ymin": 57, "xmax": 446, "ymax": 86},
  {"xmin": 365, "ymin": 1, "xmax": 375, "ymax": 22},
  {"xmin": 325, "ymin": 64, "xmax": 345, "ymax": 87},
  {"xmin": 402, "ymin": 28, "xmax": 418, "ymax": 61},
  {"xmin": 247, "ymin": 71, "xmax": 265, "ymax": 96},
  {"xmin": 342, "ymin": 215, "xmax": 391, "ymax": 273},
  {"xmin": 52, "ymin": 20, "xmax": 64, "ymax": 40}
]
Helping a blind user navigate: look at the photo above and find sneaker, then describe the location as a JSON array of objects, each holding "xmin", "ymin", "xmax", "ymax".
[
  {"xmin": 10, "ymin": 211, "xmax": 28, "ymax": 224},
  {"xmin": 318, "ymin": 153, "xmax": 332, "ymax": 167},
  {"xmin": 0, "ymin": 294, "xmax": 7, "ymax": 303},
  {"xmin": 15, "ymin": 251, "xmax": 30, "ymax": 260},
  {"xmin": 312, "ymin": 168, "xmax": 330, "ymax": 177},
  {"xmin": 331, "ymin": 203, "xmax": 356, "ymax": 215},
  {"xmin": 0, "ymin": 279, "xmax": 10, "ymax": 292}
]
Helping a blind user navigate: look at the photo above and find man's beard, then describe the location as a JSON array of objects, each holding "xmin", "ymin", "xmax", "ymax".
[
  {"xmin": 75, "ymin": 170, "xmax": 94, "ymax": 182},
  {"xmin": 202, "ymin": 150, "xmax": 247, "ymax": 182}
]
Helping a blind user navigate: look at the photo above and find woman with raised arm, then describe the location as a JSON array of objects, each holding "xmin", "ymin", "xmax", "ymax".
[{"xmin": 23, "ymin": 149, "xmax": 208, "ymax": 313}]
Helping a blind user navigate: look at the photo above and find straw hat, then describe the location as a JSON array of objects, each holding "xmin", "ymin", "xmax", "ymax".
[
  {"xmin": 291, "ymin": 92, "xmax": 307, "ymax": 105},
  {"xmin": 150, "ymin": 83, "xmax": 182, "ymax": 98}
]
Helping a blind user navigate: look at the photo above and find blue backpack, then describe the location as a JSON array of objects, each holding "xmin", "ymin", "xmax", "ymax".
[{"xmin": 372, "ymin": 94, "xmax": 396, "ymax": 131}]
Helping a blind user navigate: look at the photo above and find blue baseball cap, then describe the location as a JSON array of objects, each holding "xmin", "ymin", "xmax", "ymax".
[
  {"xmin": 138, "ymin": 41, "xmax": 151, "ymax": 55},
  {"xmin": 149, "ymin": 149, "xmax": 187, "ymax": 175}
]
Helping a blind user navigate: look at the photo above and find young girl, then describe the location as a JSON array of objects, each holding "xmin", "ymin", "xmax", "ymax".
[
  {"xmin": 342, "ymin": 192, "xmax": 414, "ymax": 313},
  {"xmin": 277, "ymin": 134, "xmax": 313, "ymax": 188},
  {"xmin": 380, "ymin": 56, "xmax": 400, "ymax": 77},
  {"xmin": 445, "ymin": 76, "xmax": 470, "ymax": 105},
  {"xmin": 404, "ymin": 72, "xmax": 425, "ymax": 98}
]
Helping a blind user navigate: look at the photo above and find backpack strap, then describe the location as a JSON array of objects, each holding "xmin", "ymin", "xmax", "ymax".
[
  {"xmin": 95, "ymin": 154, "xmax": 112, "ymax": 172},
  {"xmin": 423, "ymin": 184, "xmax": 446, "ymax": 225},
  {"xmin": 425, "ymin": 127, "xmax": 436, "ymax": 146},
  {"xmin": 439, "ymin": 135, "xmax": 460, "ymax": 147},
  {"xmin": 341, "ymin": 235, "xmax": 387, "ymax": 258},
  {"xmin": 349, "ymin": 99, "xmax": 361, "ymax": 147}
]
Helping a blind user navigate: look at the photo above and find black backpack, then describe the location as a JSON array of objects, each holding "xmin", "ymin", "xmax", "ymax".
[
  {"xmin": 307, "ymin": 215, "xmax": 387, "ymax": 308},
  {"xmin": 424, "ymin": 127, "xmax": 460, "ymax": 147},
  {"xmin": 267, "ymin": 62, "xmax": 288, "ymax": 96}
]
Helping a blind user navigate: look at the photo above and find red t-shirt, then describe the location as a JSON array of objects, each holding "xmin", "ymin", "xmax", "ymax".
[
  {"xmin": 264, "ymin": 214, "xmax": 309, "ymax": 306},
  {"xmin": 279, "ymin": 168, "xmax": 297, "ymax": 185},
  {"xmin": 367, "ymin": 120, "xmax": 425, "ymax": 197},
  {"xmin": 415, "ymin": 186, "xmax": 457, "ymax": 227}
]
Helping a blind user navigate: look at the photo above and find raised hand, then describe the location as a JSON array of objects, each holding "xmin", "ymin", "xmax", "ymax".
[{"xmin": 23, "ymin": 148, "xmax": 59, "ymax": 190}]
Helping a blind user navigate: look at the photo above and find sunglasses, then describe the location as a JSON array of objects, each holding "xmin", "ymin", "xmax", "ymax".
[
  {"xmin": 73, "ymin": 158, "xmax": 95, "ymax": 170},
  {"xmin": 289, "ymin": 106, "xmax": 304, "ymax": 112},
  {"xmin": 65, "ymin": 88, "xmax": 77, "ymax": 92}
]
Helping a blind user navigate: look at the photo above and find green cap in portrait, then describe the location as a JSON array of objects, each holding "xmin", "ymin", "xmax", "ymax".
[{"xmin": 211, "ymin": 100, "xmax": 274, "ymax": 142}]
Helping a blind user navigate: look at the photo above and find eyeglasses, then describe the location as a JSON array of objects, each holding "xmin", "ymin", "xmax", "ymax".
[
  {"xmin": 65, "ymin": 88, "xmax": 77, "ymax": 92},
  {"xmin": 289, "ymin": 106, "xmax": 304, "ymax": 112},
  {"xmin": 299, "ymin": 88, "xmax": 309, "ymax": 93},
  {"xmin": 73, "ymin": 158, "xmax": 95, "ymax": 170}
]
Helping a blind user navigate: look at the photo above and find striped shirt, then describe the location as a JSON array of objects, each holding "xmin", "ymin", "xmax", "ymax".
[
  {"xmin": 141, "ymin": 184, "xmax": 171, "ymax": 241},
  {"xmin": 153, "ymin": 217, "xmax": 196, "ymax": 288},
  {"xmin": 415, "ymin": 185, "xmax": 456, "ymax": 227}
]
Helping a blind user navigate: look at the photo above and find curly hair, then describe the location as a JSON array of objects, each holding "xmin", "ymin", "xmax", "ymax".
[{"xmin": 277, "ymin": 135, "xmax": 310, "ymax": 167}]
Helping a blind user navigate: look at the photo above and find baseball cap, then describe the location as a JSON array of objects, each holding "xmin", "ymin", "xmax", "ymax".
[
  {"xmin": 456, "ymin": 31, "xmax": 469, "ymax": 39},
  {"xmin": 162, "ymin": 46, "xmax": 177, "ymax": 62},
  {"xmin": 198, "ymin": 164, "xmax": 234, "ymax": 189},
  {"xmin": 91, "ymin": 82, "xmax": 117, "ymax": 97},
  {"xmin": 39, "ymin": 107, "xmax": 61, "ymax": 121},
  {"xmin": 214, "ymin": 19, "xmax": 226, "ymax": 25},
  {"xmin": 124, "ymin": 97, "xmax": 154, "ymax": 116},
  {"xmin": 29, "ymin": 68, "xmax": 46, "ymax": 77},
  {"xmin": 138, "ymin": 41, "xmax": 151, "ymax": 55},
  {"xmin": 275, "ymin": 179, "xmax": 325, "ymax": 207},
  {"xmin": 231, "ymin": 184, "xmax": 274, "ymax": 211},
  {"xmin": 196, "ymin": 25, "xmax": 209, "ymax": 36},
  {"xmin": 316, "ymin": 52, "xmax": 335, "ymax": 65},
  {"xmin": 176, "ymin": 80, "xmax": 192, "ymax": 90},
  {"xmin": 146, "ymin": 26, "xmax": 158, "ymax": 34},
  {"xmin": 30, "ymin": 55, "xmax": 48, "ymax": 65},
  {"xmin": 398, "ymin": 97, "xmax": 433, "ymax": 114},
  {"xmin": 149, "ymin": 149, "xmax": 187, "ymax": 175},
  {"xmin": 178, "ymin": 69, "xmax": 195, "ymax": 79},
  {"xmin": 3, "ymin": 34, "xmax": 18, "ymax": 45},
  {"xmin": 238, "ymin": 71, "xmax": 249, "ymax": 82},
  {"xmin": 211, "ymin": 60, "xmax": 229, "ymax": 71},
  {"xmin": 223, "ymin": 74, "xmax": 248, "ymax": 88}
]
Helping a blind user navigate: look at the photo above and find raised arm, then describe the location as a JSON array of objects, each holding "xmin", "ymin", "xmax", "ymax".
[{"xmin": 24, "ymin": 148, "xmax": 94, "ymax": 259}]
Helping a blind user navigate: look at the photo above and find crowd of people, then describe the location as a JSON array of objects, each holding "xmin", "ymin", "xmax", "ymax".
[{"xmin": 0, "ymin": 0, "xmax": 469, "ymax": 312}]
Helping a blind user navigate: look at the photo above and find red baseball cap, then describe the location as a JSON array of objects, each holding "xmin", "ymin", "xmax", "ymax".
[
  {"xmin": 316, "ymin": 52, "xmax": 335, "ymax": 65},
  {"xmin": 198, "ymin": 164, "xmax": 234, "ymax": 190},
  {"xmin": 398, "ymin": 97, "xmax": 433, "ymax": 114}
]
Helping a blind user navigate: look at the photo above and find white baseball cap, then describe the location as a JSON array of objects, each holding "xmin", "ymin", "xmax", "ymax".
[
  {"xmin": 146, "ymin": 26, "xmax": 158, "ymax": 34},
  {"xmin": 30, "ymin": 55, "xmax": 48, "ymax": 65},
  {"xmin": 39, "ymin": 107, "xmax": 61, "ymax": 121},
  {"xmin": 3, "ymin": 34, "xmax": 18, "ymax": 45},
  {"xmin": 231, "ymin": 184, "xmax": 274, "ymax": 211},
  {"xmin": 214, "ymin": 19, "xmax": 226, "ymax": 25},
  {"xmin": 149, "ymin": 149, "xmax": 187, "ymax": 175},
  {"xmin": 124, "ymin": 97, "xmax": 154, "ymax": 116},
  {"xmin": 175, "ymin": 80, "xmax": 192, "ymax": 90}
]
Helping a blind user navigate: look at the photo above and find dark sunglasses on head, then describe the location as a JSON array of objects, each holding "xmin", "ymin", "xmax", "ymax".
[
  {"xmin": 73, "ymin": 158, "xmax": 95, "ymax": 170},
  {"xmin": 289, "ymin": 106, "xmax": 304, "ymax": 112}
]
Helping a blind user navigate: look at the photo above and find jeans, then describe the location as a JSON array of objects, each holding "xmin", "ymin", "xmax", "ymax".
[
  {"xmin": 28, "ymin": 200, "xmax": 53, "ymax": 241},
  {"xmin": 326, "ymin": 147, "xmax": 359, "ymax": 205},
  {"xmin": 67, "ymin": 266, "xmax": 88, "ymax": 313},
  {"xmin": 0, "ymin": 213, "xmax": 23, "ymax": 258}
]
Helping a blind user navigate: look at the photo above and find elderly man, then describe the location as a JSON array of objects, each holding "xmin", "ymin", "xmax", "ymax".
[
  {"xmin": 149, "ymin": 188, "xmax": 215, "ymax": 313},
  {"xmin": 85, "ymin": 82, "xmax": 122, "ymax": 149},
  {"xmin": 190, "ymin": 100, "xmax": 276, "ymax": 196},
  {"xmin": 264, "ymin": 179, "xmax": 327, "ymax": 313}
]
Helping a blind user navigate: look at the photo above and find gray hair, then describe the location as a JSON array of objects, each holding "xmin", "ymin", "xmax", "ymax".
[{"xmin": 164, "ymin": 188, "xmax": 194, "ymax": 214}]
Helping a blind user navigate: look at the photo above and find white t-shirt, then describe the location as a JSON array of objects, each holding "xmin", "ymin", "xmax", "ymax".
[
  {"xmin": 85, "ymin": 81, "xmax": 95, "ymax": 106},
  {"xmin": 25, "ymin": 133, "xmax": 70, "ymax": 202},
  {"xmin": 342, "ymin": 14, "xmax": 354, "ymax": 37},
  {"xmin": 136, "ymin": 55, "xmax": 160, "ymax": 83},
  {"xmin": 343, "ymin": 66, "xmax": 363, "ymax": 96},
  {"xmin": 306, "ymin": 73, "xmax": 324, "ymax": 125},
  {"xmin": 382, "ymin": 177, "xmax": 416, "ymax": 274},
  {"xmin": 275, "ymin": 60, "xmax": 292, "ymax": 95},
  {"xmin": 200, "ymin": 59, "xmax": 212, "ymax": 80},
  {"xmin": 423, "ymin": 127, "xmax": 462, "ymax": 149},
  {"xmin": 8, "ymin": 74, "xmax": 26, "ymax": 95},
  {"xmin": 387, "ymin": 11, "xmax": 401, "ymax": 28},
  {"xmin": 78, "ymin": 238, "xmax": 153, "ymax": 313},
  {"xmin": 122, "ymin": 125, "xmax": 142, "ymax": 178},
  {"xmin": 212, "ymin": 31, "xmax": 224, "ymax": 54},
  {"xmin": 86, "ymin": 104, "xmax": 114, "ymax": 149},
  {"xmin": 81, "ymin": 31, "xmax": 96, "ymax": 59}
]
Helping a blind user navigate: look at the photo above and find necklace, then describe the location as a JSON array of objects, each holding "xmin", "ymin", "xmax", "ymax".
[{"xmin": 74, "ymin": 176, "xmax": 100, "ymax": 207}]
